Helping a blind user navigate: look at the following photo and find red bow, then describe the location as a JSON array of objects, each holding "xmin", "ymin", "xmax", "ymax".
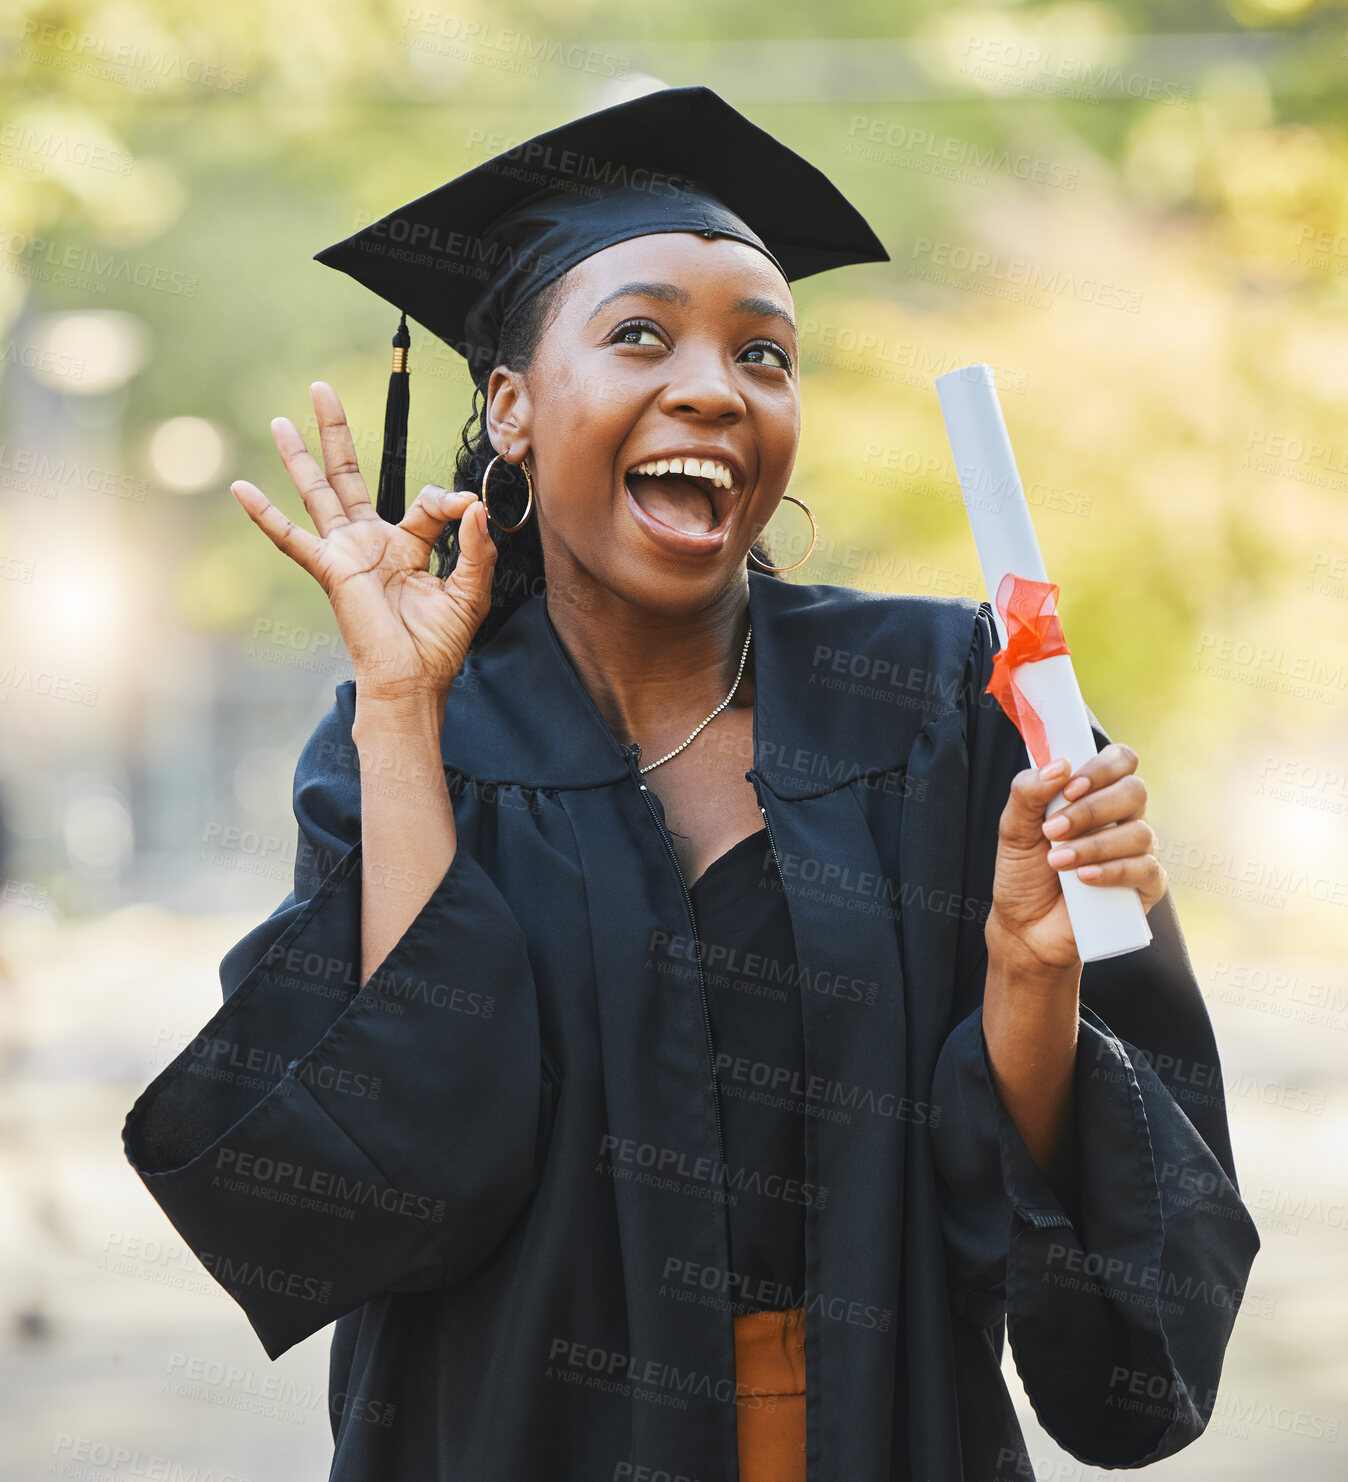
[{"xmin": 985, "ymin": 573, "xmax": 1071, "ymax": 770}]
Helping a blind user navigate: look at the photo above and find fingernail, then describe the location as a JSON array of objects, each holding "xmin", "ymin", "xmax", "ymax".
[
  {"xmin": 1046, "ymin": 846, "xmax": 1075, "ymax": 867},
  {"xmin": 1078, "ymin": 864, "xmax": 1103, "ymax": 881},
  {"xmin": 1063, "ymin": 776, "xmax": 1090, "ymax": 800},
  {"xmin": 1042, "ymin": 814, "xmax": 1070, "ymax": 838},
  {"xmin": 1039, "ymin": 758, "xmax": 1069, "ymax": 781}
]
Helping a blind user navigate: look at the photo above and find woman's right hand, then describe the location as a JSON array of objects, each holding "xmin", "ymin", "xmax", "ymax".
[{"xmin": 229, "ymin": 380, "xmax": 500, "ymax": 704}]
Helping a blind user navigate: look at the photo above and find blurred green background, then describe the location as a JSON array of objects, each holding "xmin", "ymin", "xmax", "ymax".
[{"xmin": 1, "ymin": 0, "xmax": 1345, "ymax": 1477}]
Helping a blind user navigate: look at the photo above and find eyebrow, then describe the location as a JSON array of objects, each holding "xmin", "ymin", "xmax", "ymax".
[
  {"xmin": 586, "ymin": 282, "xmax": 689, "ymax": 322},
  {"xmin": 586, "ymin": 281, "xmax": 797, "ymax": 334},
  {"xmin": 733, "ymin": 295, "xmax": 797, "ymax": 334}
]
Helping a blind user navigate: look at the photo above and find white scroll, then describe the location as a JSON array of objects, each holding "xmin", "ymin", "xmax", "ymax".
[{"xmin": 935, "ymin": 363, "xmax": 1152, "ymax": 962}]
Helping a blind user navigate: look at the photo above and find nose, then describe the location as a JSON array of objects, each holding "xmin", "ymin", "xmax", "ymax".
[{"xmin": 656, "ymin": 341, "xmax": 746, "ymax": 423}]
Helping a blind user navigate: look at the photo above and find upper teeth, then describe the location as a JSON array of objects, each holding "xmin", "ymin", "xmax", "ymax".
[{"xmin": 631, "ymin": 457, "xmax": 734, "ymax": 489}]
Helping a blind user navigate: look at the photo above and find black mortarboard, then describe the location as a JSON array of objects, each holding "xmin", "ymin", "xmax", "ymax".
[{"xmin": 313, "ymin": 85, "xmax": 889, "ymax": 522}]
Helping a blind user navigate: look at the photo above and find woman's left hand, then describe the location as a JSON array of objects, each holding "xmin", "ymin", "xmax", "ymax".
[{"xmin": 985, "ymin": 743, "xmax": 1170, "ymax": 976}]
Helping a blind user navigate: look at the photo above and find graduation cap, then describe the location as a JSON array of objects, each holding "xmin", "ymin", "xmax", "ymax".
[{"xmin": 313, "ymin": 85, "xmax": 889, "ymax": 523}]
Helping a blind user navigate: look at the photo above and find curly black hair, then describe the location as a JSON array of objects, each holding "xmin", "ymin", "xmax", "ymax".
[{"xmin": 430, "ymin": 273, "xmax": 785, "ymax": 653}]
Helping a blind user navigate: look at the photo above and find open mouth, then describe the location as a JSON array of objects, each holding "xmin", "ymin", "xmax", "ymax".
[{"xmin": 623, "ymin": 455, "xmax": 739, "ymax": 537}]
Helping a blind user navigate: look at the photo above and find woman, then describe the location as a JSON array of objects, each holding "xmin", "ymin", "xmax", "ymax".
[{"xmin": 123, "ymin": 87, "xmax": 1259, "ymax": 1480}]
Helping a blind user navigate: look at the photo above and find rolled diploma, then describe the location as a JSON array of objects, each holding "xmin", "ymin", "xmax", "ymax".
[{"xmin": 935, "ymin": 363, "xmax": 1152, "ymax": 962}]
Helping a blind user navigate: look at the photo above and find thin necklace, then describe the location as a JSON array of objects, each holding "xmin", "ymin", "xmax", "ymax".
[{"xmin": 637, "ymin": 624, "xmax": 753, "ymax": 774}]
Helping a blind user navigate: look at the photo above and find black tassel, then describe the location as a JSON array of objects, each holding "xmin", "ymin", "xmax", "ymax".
[{"xmin": 375, "ymin": 311, "xmax": 411, "ymax": 523}]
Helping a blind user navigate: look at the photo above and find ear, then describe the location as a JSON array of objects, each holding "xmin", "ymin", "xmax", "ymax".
[{"xmin": 485, "ymin": 366, "xmax": 532, "ymax": 463}]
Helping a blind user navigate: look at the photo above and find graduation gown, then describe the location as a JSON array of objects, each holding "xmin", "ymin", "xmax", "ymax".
[{"xmin": 122, "ymin": 568, "xmax": 1260, "ymax": 1480}]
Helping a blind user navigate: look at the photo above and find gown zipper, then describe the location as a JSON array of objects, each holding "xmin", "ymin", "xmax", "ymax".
[
  {"xmin": 745, "ymin": 767, "xmax": 784, "ymax": 884},
  {"xmin": 625, "ymin": 741, "xmax": 729, "ymax": 1184}
]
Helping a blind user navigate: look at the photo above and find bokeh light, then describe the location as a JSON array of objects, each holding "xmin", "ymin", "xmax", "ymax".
[
  {"xmin": 29, "ymin": 310, "xmax": 150, "ymax": 394},
  {"xmin": 148, "ymin": 416, "xmax": 228, "ymax": 492},
  {"xmin": 63, "ymin": 786, "xmax": 134, "ymax": 873}
]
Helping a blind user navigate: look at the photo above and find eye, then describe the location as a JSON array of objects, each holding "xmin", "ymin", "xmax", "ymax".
[
  {"xmin": 740, "ymin": 340, "xmax": 793, "ymax": 372},
  {"xmin": 608, "ymin": 318, "xmax": 665, "ymax": 347}
]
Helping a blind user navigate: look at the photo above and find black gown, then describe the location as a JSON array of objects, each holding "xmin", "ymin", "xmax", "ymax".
[
  {"xmin": 687, "ymin": 824, "xmax": 808, "ymax": 1316},
  {"xmin": 121, "ymin": 573, "xmax": 1260, "ymax": 1479}
]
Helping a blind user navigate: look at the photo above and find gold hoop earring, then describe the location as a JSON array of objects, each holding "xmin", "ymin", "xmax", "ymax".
[
  {"xmin": 747, "ymin": 495, "xmax": 817, "ymax": 574},
  {"xmin": 480, "ymin": 453, "xmax": 534, "ymax": 532}
]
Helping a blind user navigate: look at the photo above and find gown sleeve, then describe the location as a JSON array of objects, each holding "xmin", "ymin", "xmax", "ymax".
[
  {"xmin": 121, "ymin": 681, "xmax": 550, "ymax": 1360},
  {"xmin": 930, "ymin": 601, "xmax": 1262, "ymax": 1469}
]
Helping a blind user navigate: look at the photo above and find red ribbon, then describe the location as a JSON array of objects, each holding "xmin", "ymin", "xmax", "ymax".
[{"xmin": 985, "ymin": 573, "xmax": 1071, "ymax": 770}]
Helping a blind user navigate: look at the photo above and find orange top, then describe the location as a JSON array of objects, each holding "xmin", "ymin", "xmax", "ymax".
[{"xmin": 733, "ymin": 1306, "xmax": 807, "ymax": 1482}]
